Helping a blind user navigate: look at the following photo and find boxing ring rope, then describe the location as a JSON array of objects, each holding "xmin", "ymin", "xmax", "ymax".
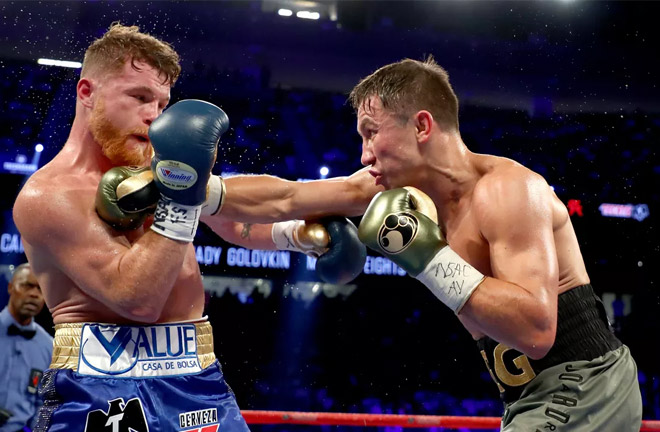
[{"xmin": 242, "ymin": 410, "xmax": 660, "ymax": 431}]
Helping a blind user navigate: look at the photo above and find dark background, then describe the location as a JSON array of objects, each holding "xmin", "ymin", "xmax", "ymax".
[{"xmin": 0, "ymin": 1, "xmax": 658, "ymax": 428}]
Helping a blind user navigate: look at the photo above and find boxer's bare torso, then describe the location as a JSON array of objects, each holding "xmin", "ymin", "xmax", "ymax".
[
  {"xmin": 12, "ymin": 59, "xmax": 209, "ymax": 325},
  {"xmin": 14, "ymin": 157, "xmax": 205, "ymax": 325},
  {"xmin": 434, "ymin": 155, "xmax": 590, "ymax": 340}
]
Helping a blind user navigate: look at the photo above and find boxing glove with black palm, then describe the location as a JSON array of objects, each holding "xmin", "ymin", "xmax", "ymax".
[
  {"xmin": 358, "ymin": 187, "xmax": 485, "ymax": 313},
  {"xmin": 272, "ymin": 217, "xmax": 367, "ymax": 285}
]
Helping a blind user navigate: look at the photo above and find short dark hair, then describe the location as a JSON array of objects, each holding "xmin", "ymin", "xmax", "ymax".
[
  {"xmin": 349, "ymin": 56, "xmax": 459, "ymax": 131},
  {"xmin": 10, "ymin": 263, "xmax": 31, "ymax": 284},
  {"xmin": 81, "ymin": 22, "xmax": 181, "ymax": 86}
]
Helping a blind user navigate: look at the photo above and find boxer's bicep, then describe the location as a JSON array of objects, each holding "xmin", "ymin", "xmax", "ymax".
[
  {"xmin": 16, "ymin": 187, "xmax": 132, "ymax": 298},
  {"xmin": 337, "ymin": 166, "xmax": 385, "ymax": 215},
  {"xmin": 481, "ymin": 173, "xmax": 559, "ymax": 306},
  {"xmin": 464, "ymin": 173, "xmax": 560, "ymax": 357},
  {"xmin": 17, "ymin": 186, "xmax": 186, "ymax": 323}
]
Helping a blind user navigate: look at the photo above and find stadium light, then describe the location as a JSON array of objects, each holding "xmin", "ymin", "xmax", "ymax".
[
  {"xmin": 296, "ymin": 11, "xmax": 320, "ymax": 20},
  {"xmin": 37, "ymin": 58, "xmax": 82, "ymax": 69}
]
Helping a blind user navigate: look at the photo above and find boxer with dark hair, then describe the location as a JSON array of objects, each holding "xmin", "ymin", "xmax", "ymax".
[
  {"xmin": 351, "ymin": 57, "xmax": 641, "ymax": 431},
  {"xmin": 192, "ymin": 57, "xmax": 642, "ymax": 429}
]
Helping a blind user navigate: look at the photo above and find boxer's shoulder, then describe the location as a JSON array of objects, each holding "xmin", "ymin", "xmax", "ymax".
[
  {"xmin": 470, "ymin": 159, "xmax": 553, "ymax": 236},
  {"xmin": 23, "ymin": 161, "xmax": 99, "ymax": 194},
  {"xmin": 473, "ymin": 158, "xmax": 548, "ymax": 204},
  {"xmin": 14, "ymin": 169, "xmax": 97, "ymax": 245}
]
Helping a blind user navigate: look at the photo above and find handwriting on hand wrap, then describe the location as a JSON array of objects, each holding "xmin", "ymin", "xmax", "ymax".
[
  {"xmin": 434, "ymin": 262, "xmax": 475, "ymax": 295},
  {"xmin": 154, "ymin": 200, "xmax": 189, "ymax": 225}
]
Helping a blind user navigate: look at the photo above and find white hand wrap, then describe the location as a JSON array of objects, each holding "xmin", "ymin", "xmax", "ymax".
[
  {"xmin": 416, "ymin": 246, "xmax": 486, "ymax": 313},
  {"xmin": 201, "ymin": 175, "xmax": 226, "ymax": 216},
  {"xmin": 271, "ymin": 220, "xmax": 328, "ymax": 258},
  {"xmin": 151, "ymin": 197, "xmax": 202, "ymax": 242},
  {"xmin": 271, "ymin": 220, "xmax": 303, "ymax": 252}
]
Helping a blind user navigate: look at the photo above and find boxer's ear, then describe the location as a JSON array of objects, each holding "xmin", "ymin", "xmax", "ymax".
[
  {"xmin": 414, "ymin": 110, "xmax": 433, "ymax": 144},
  {"xmin": 77, "ymin": 78, "xmax": 94, "ymax": 108}
]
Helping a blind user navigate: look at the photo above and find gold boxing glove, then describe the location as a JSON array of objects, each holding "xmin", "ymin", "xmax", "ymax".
[
  {"xmin": 96, "ymin": 167, "xmax": 226, "ymax": 231},
  {"xmin": 271, "ymin": 220, "xmax": 329, "ymax": 258},
  {"xmin": 95, "ymin": 166, "xmax": 160, "ymax": 230}
]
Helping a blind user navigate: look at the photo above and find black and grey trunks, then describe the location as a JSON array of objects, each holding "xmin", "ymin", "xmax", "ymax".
[{"xmin": 477, "ymin": 284, "xmax": 642, "ymax": 431}]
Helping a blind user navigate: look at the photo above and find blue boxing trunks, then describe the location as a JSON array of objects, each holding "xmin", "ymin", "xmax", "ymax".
[{"xmin": 33, "ymin": 319, "xmax": 250, "ymax": 432}]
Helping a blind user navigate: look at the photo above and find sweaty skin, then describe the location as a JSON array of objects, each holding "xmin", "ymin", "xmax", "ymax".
[
  {"xmin": 13, "ymin": 59, "xmax": 380, "ymax": 326},
  {"xmin": 440, "ymin": 156, "xmax": 588, "ymax": 353},
  {"xmin": 357, "ymin": 95, "xmax": 589, "ymax": 359},
  {"xmin": 13, "ymin": 60, "xmax": 201, "ymax": 325}
]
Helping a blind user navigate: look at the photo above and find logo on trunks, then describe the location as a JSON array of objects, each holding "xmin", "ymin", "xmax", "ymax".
[
  {"xmin": 155, "ymin": 160, "xmax": 198, "ymax": 190},
  {"xmin": 378, "ymin": 212, "xmax": 419, "ymax": 254},
  {"xmin": 84, "ymin": 397, "xmax": 149, "ymax": 432},
  {"xmin": 179, "ymin": 408, "xmax": 219, "ymax": 432},
  {"xmin": 78, "ymin": 323, "xmax": 202, "ymax": 378}
]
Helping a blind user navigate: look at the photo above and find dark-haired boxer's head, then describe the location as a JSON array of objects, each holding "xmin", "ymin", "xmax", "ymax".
[{"xmin": 350, "ymin": 55, "xmax": 459, "ymax": 133}]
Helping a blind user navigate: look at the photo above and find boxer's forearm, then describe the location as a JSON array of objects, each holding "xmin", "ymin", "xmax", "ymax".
[
  {"xmin": 105, "ymin": 231, "xmax": 190, "ymax": 322},
  {"xmin": 201, "ymin": 217, "xmax": 278, "ymax": 250},
  {"xmin": 217, "ymin": 167, "xmax": 382, "ymax": 223},
  {"xmin": 459, "ymin": 277, "xmax": 557, "ymax": 360}
]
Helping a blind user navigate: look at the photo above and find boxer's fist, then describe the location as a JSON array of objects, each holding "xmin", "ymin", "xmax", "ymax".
[
  {"xmin": 96, "ymin": 164, "xmax": 226, "ymax": 234},
  {"xmin": 272, "ymin": 218, "xmax": 367, "ymax": 284},
  {"xmin": 316, "ymin": 217, "xmax": 367, "ymax": 285},
  {"xmin": 149, "ymin": 99, "xmax": 229, "ymax": 242},
  {"xmin": 359, "ymin": 187, "xmax": 486, "ymax": 313},
  {"xmin": 95, "ymin": 166, "xmax": 160, "ymax": 230},
  {"xmin": 149, "ymin": 99, "xmax": 229, "ymax": 206},
  {"xmin": 358, "ymin": 187, "xmax": 445, "ymax": 276}
]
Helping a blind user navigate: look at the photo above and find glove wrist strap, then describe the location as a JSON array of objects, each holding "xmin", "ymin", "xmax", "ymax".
[
  {"xmin": 416, "ymin": 246, "xmax": 486, "ymax": 313},
  {"xmin": 151, "ymin": 197, "xmax": 202, "ymax": 242},
  {"xmin": 201, "ymin": 175, "xmax": 226, "ymax": 216}
]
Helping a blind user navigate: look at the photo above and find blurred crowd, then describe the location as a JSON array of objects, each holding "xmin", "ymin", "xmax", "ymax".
[{"xmin": 1, "ymin": 57, "xmax": 658, "ymax": 425}]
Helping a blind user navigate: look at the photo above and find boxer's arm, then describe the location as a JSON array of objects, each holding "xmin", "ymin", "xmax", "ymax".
[
  {"xmin": 205, "ymin": 217, "xmax": 366, "ymax": 285},
  {"xmin": 206, "ymin": 166, "xmax": 382, "ymax": 223},
  {"xmin": 14, "ymin": 185, "xmax": 189, "ymax": 323},
  {"xmin": 202, "ymin": 217, "xmax": 278, "ymax": 250},
  {"xmin": 458, "ymin": 169, "xmax": 559, "ymax": 359}
]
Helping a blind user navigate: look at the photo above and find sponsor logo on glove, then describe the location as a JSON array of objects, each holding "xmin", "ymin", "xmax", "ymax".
[
  {"xmin": 377, "ymin": 212, "xmax": 419, "ymax": 254},
  {"xmin": 155, "ymin": 160, "xmax": 198, "ymax": 190}
]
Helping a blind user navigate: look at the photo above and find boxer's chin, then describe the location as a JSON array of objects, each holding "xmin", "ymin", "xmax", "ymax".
[
  {"xmin": 101, "ymin": 135, "xmax": 150, "ymax": 167},
  {"xmin": 90, "ymin": 103, "xmax": 151, "ymax": 167}
]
